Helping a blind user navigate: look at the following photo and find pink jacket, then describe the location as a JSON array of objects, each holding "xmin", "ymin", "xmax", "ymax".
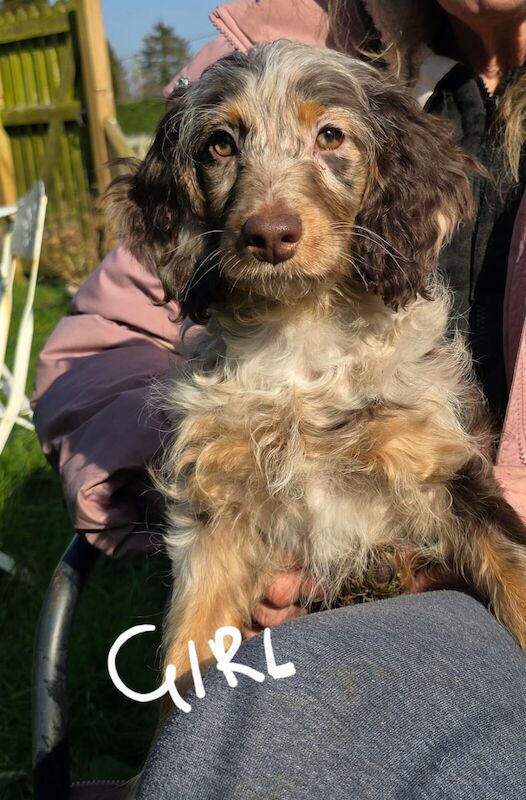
[{"xmin": 32, "ymin": 0, "xmax": 526, "ymax": 557}]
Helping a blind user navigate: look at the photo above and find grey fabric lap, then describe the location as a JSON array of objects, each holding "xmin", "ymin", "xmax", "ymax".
[{"xmin": 137, "ymin": 591, "xmax": 526, "ymax": 799}]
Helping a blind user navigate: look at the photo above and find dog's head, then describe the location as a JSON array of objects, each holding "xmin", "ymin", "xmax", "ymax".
[{"xmin": 108, "ymin": 41, "xmax": 475, "ymax": 320}]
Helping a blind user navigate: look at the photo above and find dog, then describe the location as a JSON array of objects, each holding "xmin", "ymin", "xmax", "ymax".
[{"xmin": 109, "ymin": 40, "xmax": 526, "ymax": 689}]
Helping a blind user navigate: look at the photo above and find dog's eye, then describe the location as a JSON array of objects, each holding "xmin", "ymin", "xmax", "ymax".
[
  {"xmin": 316, "ymin": 126, "xmax": 344, "ymax": 151},
  {"xmin": 209, "ymin": 131, "xmax": 237, "ymax": 158}
]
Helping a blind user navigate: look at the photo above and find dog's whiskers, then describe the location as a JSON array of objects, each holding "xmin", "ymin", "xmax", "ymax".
[
  {"xmin": 329, "ymin": 224, "xmax": 411, "ymax": 290},
  {"xmin": 349, "ymin": 231, "xmax": 407, "ymax": 284},
  {"xmin": 218, "ymin": 254, "xmax": 237, "ymax": 286},
  {"xmin": 353, "ymin": 224, "xmax": 409, "ymax": 263},
  {"xmin": 164, "ymin": 230, "xmax": 224, "ymax": 258},
  {"xmin": 183, "ymin": 249, "xmax": 222, "ymax": 301},
  {"xmin": 224, "ymin": 256, "xmax": 246, "ymax": 295},
  {"xmin": 338, "ymin": 253, "xmax": 369, "ymax": 290},
  {"xmin": 329, "ymin": 222, "xmax": 407, "ymax": 262}
]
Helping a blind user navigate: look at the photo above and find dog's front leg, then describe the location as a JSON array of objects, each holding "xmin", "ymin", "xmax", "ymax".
[{"xmin": 162, "ymin": 516, "xmax": 266, "ymax": 693}]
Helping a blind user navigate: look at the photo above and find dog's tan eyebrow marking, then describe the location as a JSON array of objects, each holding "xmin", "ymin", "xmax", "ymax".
[
  {"xmin": 297, "ymin": 100, "xmax": 327, "ymax": 128},
  {"xmin": 222, "ymin": 102, "xmax": 245, "ymax": 129}
]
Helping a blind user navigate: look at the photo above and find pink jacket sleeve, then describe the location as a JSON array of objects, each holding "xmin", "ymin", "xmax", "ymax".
[
  {"xmin": 496, "ymin": 192, "xmax": 526, "ymax": 526},
  {"xmin": 32, "ymin": 247, "xmax": 195, "ymax": 557},
  {"xmin": 496, "ymin": 322, "xmax": 526, "ymax": 525},
  {"xmin": 164, "ymin": 36, "xmax": 235, "ymax": 94}
]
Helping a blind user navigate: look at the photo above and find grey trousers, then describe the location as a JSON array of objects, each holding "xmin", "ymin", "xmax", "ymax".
[{"xmin": 136, "ymin": 592, "xmax": 526, "ymax": 799}]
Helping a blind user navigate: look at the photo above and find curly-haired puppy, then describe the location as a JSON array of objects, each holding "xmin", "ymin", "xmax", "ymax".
[{"xmin": 110, "ymin": 41, "xmax": 526, "ymax": 687}]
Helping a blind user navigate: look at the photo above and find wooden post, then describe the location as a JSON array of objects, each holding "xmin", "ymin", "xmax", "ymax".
[
  {"xmin": 0, "ymin": 80, "xmax": 17, "ymax": 205},
  {"xmin": 76, "ymin": 0, "xmax": 116, "ymax": 195}
]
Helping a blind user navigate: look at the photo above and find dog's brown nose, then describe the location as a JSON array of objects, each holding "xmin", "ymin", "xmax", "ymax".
[{"xmin": 242, "ymin": 214, "xmax": 302, "ymax": 264}]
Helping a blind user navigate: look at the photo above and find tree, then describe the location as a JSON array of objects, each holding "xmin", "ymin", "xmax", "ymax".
[
  {"xmin": 108, "ymin": 42, "xmax": 130, "ymax": 103},
  {"xmin": 0, "ymin": 0, "xmax": 49, "ymax": 10},
  {"xmin": 139, "ymin": 21, "xmax": 190, "ymax": 98}
]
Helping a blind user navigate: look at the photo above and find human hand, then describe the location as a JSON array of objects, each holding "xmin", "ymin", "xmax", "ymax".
[
  {"xmin": 409, "ymin": 563, "xmax": 471, "ymax": 593},
  {"xmin": 244, "ymin": 556, "xmax": 471, "ymax": 638},
  {"xmin": 244, "ymin": 570, "xmax": 319, "ymax": 639}
]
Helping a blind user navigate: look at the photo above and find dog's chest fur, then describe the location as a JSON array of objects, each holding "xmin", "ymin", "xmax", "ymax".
[{"xmin": 165, "ymin": 291, "xmax": 477, "ymax": 590}]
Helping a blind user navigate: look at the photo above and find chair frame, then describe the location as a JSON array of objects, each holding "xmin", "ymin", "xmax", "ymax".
[
  {"xmin": 32, "ymin": 535, "xmax": 100, "ymax": 800},
  {"xmin": 0, "ymin": 181, "xmax": 47, "ymax": 453}
]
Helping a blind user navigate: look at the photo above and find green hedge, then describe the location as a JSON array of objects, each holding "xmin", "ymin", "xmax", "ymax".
[{"xmin": 116, "ymin": 99, "xmax": 166, "ymax": 136}]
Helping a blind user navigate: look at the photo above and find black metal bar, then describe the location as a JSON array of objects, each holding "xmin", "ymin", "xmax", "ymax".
[{"xmin": 32, "ymin": 534, "xmax": 100, "ymax": 800}]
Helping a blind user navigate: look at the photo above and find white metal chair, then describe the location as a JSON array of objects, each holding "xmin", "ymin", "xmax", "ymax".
[{"xmin": 0, "ymin": 181, "xmax": 47, "ymax": 455}]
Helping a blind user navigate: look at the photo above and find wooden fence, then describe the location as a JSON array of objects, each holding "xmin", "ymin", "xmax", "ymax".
[{"xmin": 0, "ymin": 0, "xmax": 131, "ymax": 281}]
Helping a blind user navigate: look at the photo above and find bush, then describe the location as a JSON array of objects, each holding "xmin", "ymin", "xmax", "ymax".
[
  {"xmin": 116, "ymin": 99, "xmax": 166, "ymax": 136},
  {"xmin": 39, "ymin": 211, "xmax": 102, "ymax": 287}
]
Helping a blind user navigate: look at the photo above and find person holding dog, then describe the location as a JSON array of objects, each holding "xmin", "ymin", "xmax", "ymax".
[{"xmin": 33, "ymin": 2, "xmax": 526, "ymax": 797}]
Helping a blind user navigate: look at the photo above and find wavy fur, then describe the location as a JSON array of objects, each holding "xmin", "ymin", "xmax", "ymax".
[{"xmin": 108, "ymin": 42, "xmax": 526, "ymax": 695}]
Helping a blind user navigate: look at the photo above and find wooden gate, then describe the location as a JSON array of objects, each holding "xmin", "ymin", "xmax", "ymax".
[{"xmin": 0, "ymin": 1, "xmax": 130, "ymax": 281}]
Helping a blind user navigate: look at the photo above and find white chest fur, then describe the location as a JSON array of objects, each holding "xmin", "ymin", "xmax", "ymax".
[{"xmin": 163, "ymin": 289, "xmax": 472, "ymax": 591}]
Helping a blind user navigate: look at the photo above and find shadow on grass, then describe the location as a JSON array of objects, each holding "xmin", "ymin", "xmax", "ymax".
[{"xmin": 1, "ymin": 462, "xmax": 171, "ymax": 799}]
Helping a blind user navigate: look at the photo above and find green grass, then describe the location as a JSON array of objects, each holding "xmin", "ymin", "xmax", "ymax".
[
  {"xmin": 0, "ymin": 279, "xmax": 170, "ymax": 798},
  {"xmin": 116, "ymin": 99, "xmax": 166, "ymax": 136}
]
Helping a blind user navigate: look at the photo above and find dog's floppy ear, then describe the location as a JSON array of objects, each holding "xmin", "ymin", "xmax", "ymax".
[
  {"xmin": 106, "ymin": 86, "xmax": 206, "ymax": 308},
  {"xmin": 353, "ymin": 91, "xmax": 477, "ymax": 308}
]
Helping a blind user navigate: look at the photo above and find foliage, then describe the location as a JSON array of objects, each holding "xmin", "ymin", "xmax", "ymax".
[
  {"xmin": 108, "ymin": 41, "xmax": 131, "ymax": 104},
  {"xmin": 116, "ymin": 99, "xmax": 165, "ymax": 136},
  {"xmin": 0, "ymin": 0, "xmax": 49, "ymax": 10},
  {"xmin": 138, "ymin": 21, "xmax": 190, "ymax": 98},
  {"xmin": 40, "ymin": 211, "xmax": 102, "ymax": 286}
]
